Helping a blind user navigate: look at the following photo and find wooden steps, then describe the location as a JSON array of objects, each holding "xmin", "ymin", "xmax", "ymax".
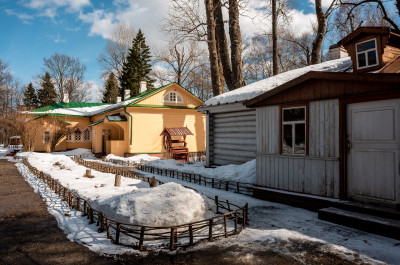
[{"xmin": 318, "ymin": 207, "xmax": 400, "ymax": 240}]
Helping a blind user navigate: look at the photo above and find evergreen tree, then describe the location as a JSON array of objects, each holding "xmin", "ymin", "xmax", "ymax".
[
  {"xmin": 23, "ymin": 83, "xmax": 39, "ymax": 109},
  {"xmin": 37, "ymin": 72, "xmax": 57, "ymax": 107},
  {"xmin": 102, "ymin": 72, "xmax": 119, "ymax": 103},
  {"xmin": 119, "ymin": 29, "xmax": 155, "ymax": 99}
]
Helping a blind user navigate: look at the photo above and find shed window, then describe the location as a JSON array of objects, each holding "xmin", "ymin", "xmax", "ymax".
[
  {"xmin": 83, "ymin": 128, "xmax": 91, "ymax": 141},
  {"xmin": 356, "ymin": 39, "xmax": 378, "ymax": 69},
  {"xmin": 282, "ymin": 106, "xmax": 306, "ymax": 155},
  {"xmin": 74, "ymin": 129, "xmax": 82, "ymax": 141},
  {"xmin": 66, "ymin": 132, "xmax": 72, "ymax": 141},
  {"xmin": 163, "ymin": 91, "xmax": 183, "ymax": 104}
]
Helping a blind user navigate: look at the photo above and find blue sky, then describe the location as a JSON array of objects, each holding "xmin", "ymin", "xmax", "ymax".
[{"xmin": 0, "ymin": 0, "xmax": 319, "ymax": 101}]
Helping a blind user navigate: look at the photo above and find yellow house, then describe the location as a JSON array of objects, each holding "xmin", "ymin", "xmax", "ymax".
[{"xmin": 29, "ymin": 83, "xmax": 206, "ymax": 157}]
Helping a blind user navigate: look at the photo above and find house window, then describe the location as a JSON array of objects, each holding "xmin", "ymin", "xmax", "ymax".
[
  {"xmin": 43, "ymin": 131, "xmax": 51, "ymax": 144},
  {"xmin": 281, "ymin": 106, "xmax": 306, "ymax": 155},
  {"xmin": 163, "ymin": 91, "xmax": 183, "ymax": 104},
  {"xmin": 66, "ymin": 133, "xmax": 72, "ymax": 142},
  {"xmin": 83, "ymin": 128, "xmax": 91, "ymax": 142},
  {"xmin": 74, "ymin": 128, "xmax": 81, "ymax": 141},
  {"xmin": 356, "ymin": 39, "xmax": 378, "ymax": 69}
]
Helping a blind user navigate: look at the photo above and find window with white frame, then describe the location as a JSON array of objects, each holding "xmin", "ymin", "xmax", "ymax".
[
  {"xmin": 74, "ymin": 128, "xmax": 82, "ymax": 141},
  {"xmin": 83, "ymin": 128, "xmax": 91, "ymax": 141},
  {"xmin": 356, "ymin": 39, "xmax": 378, "ymax": 69},
  {"xmin": 43, "ymin": 131, "xmax": 51, "ymax": 144},
  {"xmin": 163, "ymin": 91, "xmax": 183, "ymax": 104},
  {"xmin": 282, "ymin": 106, "xmax": 306, "ymax": 155}
]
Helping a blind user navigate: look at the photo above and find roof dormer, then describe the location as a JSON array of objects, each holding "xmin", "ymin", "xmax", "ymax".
[{"xmin": 338, "ymin": 27, "xmax": 400, "ymax": 73}]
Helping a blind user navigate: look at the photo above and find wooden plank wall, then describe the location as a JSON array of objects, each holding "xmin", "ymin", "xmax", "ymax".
[
  {"xmin": 256, "ymin": 99, "xmax": 340, "ymax": 198},
  {"xmin": 210, "ymin": 110, "xmax": 256, "ymax": 165}
]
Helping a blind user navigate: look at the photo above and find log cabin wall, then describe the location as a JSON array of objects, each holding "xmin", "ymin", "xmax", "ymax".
[
  {"xmin": 208, "ymin": 110, "xmax": 256, "ymax": 165},
  {"xmin": 256, "ymin": 99, "xmax": 340, "ymax": 198}
]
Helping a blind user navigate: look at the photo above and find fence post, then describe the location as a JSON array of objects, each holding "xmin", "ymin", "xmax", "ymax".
[
  {"xmin": 114, "ymin": 174, "xmax": 121, "ymax": 187},
  {"xmin": 139, "ymin": 226, "xmax": 145, "ymax": 251},
  {"xmin": 224, "ymin": 215, "xmax": 228, "ymax": 237},
  {"xmin": 106, "ymin": 219, "xmax": 111, "ymax": 239},
  {"xmin": 208, "ymin": 220, "xmax": 213, "ymax": 242},
  {"xmin": 170, "ymin": 228, "xmax": 176, "ymax": 251},
  {"xmin": 243, "ymin": 203, "xmax": 248, "ymax": 228},
  {"xmin": 189, "ymin": 225, "xmax": 193, "ymax": 245},
  {"xmin": 115, "ymin": 223, "xmax": 121, "ymax": 244},
  {"xmin": 215, "ymin": 196, "xmax": 219, "ymax": 213}
]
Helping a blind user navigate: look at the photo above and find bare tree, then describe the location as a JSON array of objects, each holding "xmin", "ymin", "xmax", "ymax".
[
  {"xmin": 98, "ymin": 21, "xmax": 136, "ymax": 81},
  {"xmin": 154, "ymin": 41, "xmax": 207, "ymax": 86},
  {"xmin": 43, "ymin": 53, "xmax": 90, "ymax": 102}
]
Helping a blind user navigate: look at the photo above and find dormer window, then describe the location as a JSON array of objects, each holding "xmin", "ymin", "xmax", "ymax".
[
  {"xmin": 356, "ymin": 39, "xmax": 378, "ymax": 69},
  {"xmin": 163, "ymin": 91, "xmax": 183, "ymax": 104}
]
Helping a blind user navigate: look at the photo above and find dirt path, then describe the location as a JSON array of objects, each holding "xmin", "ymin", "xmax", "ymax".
[
  {"xmin": 0, "ymin": 160, "xmax": 370, "ymax": 265},
  {"xmin": 0, "ymin": 160, "xmax": 120, "ymax": 265}
]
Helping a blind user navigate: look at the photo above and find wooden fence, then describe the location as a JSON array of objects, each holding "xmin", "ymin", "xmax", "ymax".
[
  {"xmin": 21, "ymin": 158, "xmax": 248, "ymax": 251},
  {"xmin": 138, "ymin": 165, "xmax": 254, "ymax": 196}
]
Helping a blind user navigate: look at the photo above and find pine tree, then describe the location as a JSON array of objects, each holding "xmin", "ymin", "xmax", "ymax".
[
  {"xmin": 102, "ymin": 72, "xmax": 119, "ymax": 103},
  {"xmin": 23, "ymin": 83, "xmax": 39, "ymax": 109},
  {"xmin": 37, "ymin": 72, "xmax": 57, "ymax": 107},
  {"xmin": 119, "ymin": 29, "xmax": 155, "ymax": 99}
]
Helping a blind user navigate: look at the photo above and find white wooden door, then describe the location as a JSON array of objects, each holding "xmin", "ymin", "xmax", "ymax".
[{"xmin": 347, "ymin": 99, "xmax": 400, "ymax": 205}]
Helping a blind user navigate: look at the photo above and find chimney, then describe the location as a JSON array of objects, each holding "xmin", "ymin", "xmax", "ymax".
[
  {"xmin": 124, "ymin": 89, "xmax": 130, "ymax": 100},
  {"xmin": 328, "ymin": 44, "xmax": 348, "ymax": 60},
  {"xmin": 63, "ymin": 93, "xmax": 69, "ymax": 103},
  {"xmin": 140, "ymin": 81, "xmax": 147, "ymax": 94},
  {"xmin": 116, "ymin": 96, "xmax": 121, "ymax": 103}
]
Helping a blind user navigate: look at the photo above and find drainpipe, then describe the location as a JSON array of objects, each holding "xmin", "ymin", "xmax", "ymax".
[{"xmin": 123, "ymin": 106, "xmax": 133, "ymax": 145}]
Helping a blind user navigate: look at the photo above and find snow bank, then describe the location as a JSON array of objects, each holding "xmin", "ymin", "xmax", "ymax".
[
  {"xmin": 105, "ymin": 153, "xmax": 160, "ymax": 164},
  {"xmin": 56, "ymin": 148, "xmax": 96, "ymax": 159},
  {"xmin": 145, "ymin": 159, "xmax": 256, "ymax": 184},
  {"xmin": 94, "ymin": 182, "xmax": 216, "ymax": 226},
  {"xmin": 203, "ymin": 57, "xmax": 352, "ymax": 106},
  {"xmin": 18, "ymin": 152, "xmax": 216, "ymax": 226},
  {"xmin": 0, "ymin": 146, "xmax": 11, "ymax": 157}
]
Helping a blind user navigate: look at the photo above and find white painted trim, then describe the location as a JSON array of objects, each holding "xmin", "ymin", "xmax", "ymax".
[{"xmin": 355, "ymin": 38, "xmax": 379, "ymax": 70}]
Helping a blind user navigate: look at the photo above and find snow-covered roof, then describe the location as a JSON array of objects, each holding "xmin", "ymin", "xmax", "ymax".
[{"xmin": 202, "ymin": 57, "xmax": 352, "ymax": 107}]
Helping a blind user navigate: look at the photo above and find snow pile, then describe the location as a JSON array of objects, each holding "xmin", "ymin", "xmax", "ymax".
[
  {"xmin": 18, "ymin": 152, "xmax": 216, "ymax": 226},
  {"xmin": 0, "ymin": 146, "xmax": 11, "ymax": 157},
  {"xmin": 203, "ymin": 57, "xmax": 352, "ymax": 106},
  {"xmin": 56, "ymin": 148, "xmax": 96, "ymax": 159},
  {"xmin": 145, "ymin": 159, "xmax": 256, "ymax": 184},
  {"xmin": 95, "ymin": 182, "xmax": 216, "ymax": 226},
  {"xmin": 105, "ymin": 153, "xmax": 160, "ymax": 164}
]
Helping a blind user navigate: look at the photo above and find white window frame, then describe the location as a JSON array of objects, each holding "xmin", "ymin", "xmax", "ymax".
[
  {"xmin": 356, "ymin": 38, "xmax": 379, "ymax": 70},
  {"xmin": 163, "ymin": 91, "xmax": 184, "ymax": 104},
  {"xmin": 281, "ymin": 106, "xmax": 307, "ymax": 155}
]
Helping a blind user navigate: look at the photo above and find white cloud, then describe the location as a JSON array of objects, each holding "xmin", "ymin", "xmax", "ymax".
[
  {"xmin": 5, "ymin": 9, "xmax": 34, "ymax": 24},
  {"xmin": 79, "ymin": 9, "xmax": 115, "ymax": 39},
  {"xmin": 86, "ymin": 80, "xmax": 103, "ymax": 102},
  {"xmin": 308, "ymin": 0, "xmax": 336, "ymax": 9},
  {"xmin": 26, "ymin": 0, "xmax": 91, "ymax": 11},
  {"xmin": 54, "ymin": 34, "xmax": 67, "ymax": 43}
]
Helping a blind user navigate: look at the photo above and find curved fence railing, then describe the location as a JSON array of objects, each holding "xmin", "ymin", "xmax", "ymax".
[
  {"xmin": 138, "ymin": 164, "xmax": 254, "ymax": 196},
  {"xmin": 21, "ymin": 157, "xmax": 248, "ymax": 251},
  {"xmin": 72, "ymin": 156, "xmax": 253, "ymax": 196}
]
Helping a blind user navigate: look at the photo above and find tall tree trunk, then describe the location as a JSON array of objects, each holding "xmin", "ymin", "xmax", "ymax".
[
  {"xmin": 311, "ymin": 0, "xmax": 326, "ymax": 64},
  {"xmin": 205, "ymin": 0, "xmax": 224, "ymax": 96},
  {"xmin": 272, "ymin": 0, "xmax": 279, "ymax": 75},
  {"xmin": 214, "ymin": 0, "xmax": 234, "ymax": 90},
  {"xmin": 397, "ymin": 0, "xmax": 400, "ymax": 16},
  {"xmin": 229, "ymin": 0, "xmax": 246, "ymax": 87}
]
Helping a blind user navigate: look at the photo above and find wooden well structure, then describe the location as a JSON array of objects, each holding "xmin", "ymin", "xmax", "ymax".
[{"xmin": 160, "ymin": 127, "xmax": 193, "ymax": 162}]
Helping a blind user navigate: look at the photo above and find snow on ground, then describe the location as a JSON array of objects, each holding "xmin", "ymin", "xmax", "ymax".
[
  {"xmin": 136, "ymin": 169, "xmax": 400, "ymax": 265},
  {"xmin": 0, "ymin": 145, "xmax": 11, "ymax": 157},
  {"xmin": 146, "ymin": 159, "xmax": 256, "ymax": 184},
  {"xmin": 203, "ymin": 57, "xmax": 352, "ymax": 107},
  {"xmin": 16, "ymin": 152, "xmax": 215, "ymax": 227},
  {"xmin": 56, "ymin": 148, "xmax": 96, "ymax": 159},
  {"xmin": 105, "ymin": 153, "xmax": 160, "ymax": 164}
]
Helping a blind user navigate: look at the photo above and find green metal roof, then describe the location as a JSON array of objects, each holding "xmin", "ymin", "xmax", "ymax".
[
  {"xmin": 32, "ymin": 102, "xmax": 110, "ymax": 112},
  {"xmin": 88, "ymin": 119, "xmax": 104, "ymax": 127}
]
